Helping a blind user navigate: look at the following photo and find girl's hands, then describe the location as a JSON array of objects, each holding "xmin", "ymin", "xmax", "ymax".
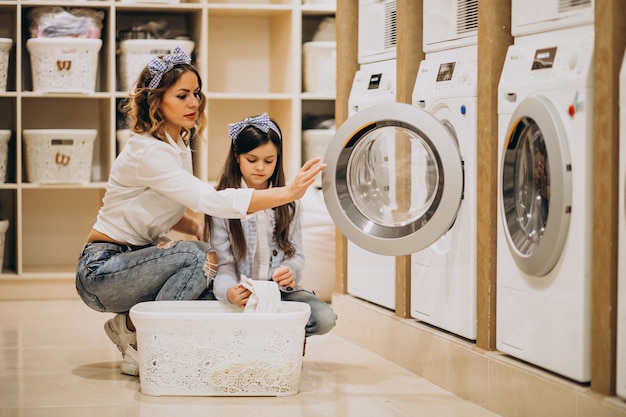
[
  {"xmin": 227, "ymin": 284, "xmax": 251, "ymax": 309},
  {"xmin": 273, "ymin": 266, "xmax": 295, "ymax": 290},
  {"xmin": 229, "ymin": 267, "xmax": 294, "ymax": 310},
  {"xmin": 287, "ymin": 157, "xmax": 326, "ymax": 201}
]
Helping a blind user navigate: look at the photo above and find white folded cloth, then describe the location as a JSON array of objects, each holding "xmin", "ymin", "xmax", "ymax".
[{"xmin": 240, "ymin": 275, "xmax": 281, "ymax": 313}]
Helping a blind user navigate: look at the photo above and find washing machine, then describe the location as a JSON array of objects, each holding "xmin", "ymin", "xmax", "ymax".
[
  {"xmin": 511, "ymin": 0, "xmax": 594, "ymax": 37},
  {"xmin": 338, "ymin": 0, "xmax": 398, "ymax": 310},
  {"xmin": 410, "ymin": 44, "xmax": 477, "ymax": 340},
  {"xmin": 345, "ymin": 58, "xmax": 397, "ymax": 310},
  {"xmin": 617, "ymin": 47, "xmax": 626, "ymax": 400},
  {"xmin": 323, "ymin": 98, "xmax": 465, "ymax": 268},
  {"xmin": 358, "ymin": 0, "xmax": 396, "ymax": 65},
  {"xmin": 496, "ymin": 25, "xmax": 594, "ymax": 383},
  {"xmin": 423, "ymin": 0, "xmax": 478, "ymax": 54}
]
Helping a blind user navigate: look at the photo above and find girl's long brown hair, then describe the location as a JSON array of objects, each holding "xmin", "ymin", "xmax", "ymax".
[{"xmin": 206, "ymin": 117, "xmax": 295, "ymax": 263}]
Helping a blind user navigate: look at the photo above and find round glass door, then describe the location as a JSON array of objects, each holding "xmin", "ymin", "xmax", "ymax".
[
  {"xmin": 501, "ymin": 95, "xmax": 572, "ymax": 276},
  {"xmin": 346, "ymin": 123, "xmax": 439, "ymax": 232},
  {"xmin": 323, "ymin": 102, "xmax": 464, "ymax": 256}
]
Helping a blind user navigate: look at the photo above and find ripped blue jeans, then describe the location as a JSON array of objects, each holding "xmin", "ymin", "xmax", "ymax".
[{"xmin": 76, "ymin": 240, "xmax": 216, "ymax": 314}]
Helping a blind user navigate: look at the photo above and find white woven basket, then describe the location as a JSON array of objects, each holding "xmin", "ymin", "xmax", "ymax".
[
  {"xmin": 119, "ymin": 0, "xmax": 179, "ymax": 4},
  {"xmin": 26, "ymin": 38, "xmax": 102, "ymax": 93},
  {"xmin": 303, "ymin": 128, "xmax": 335, "ymax": 187},
  {"xmin": 23, "ymin": 129, "xmax": 97, "ymax": 184},
  {"xmin": 0, "ymin": 130, "xmax": 10, "ymax": 183},
  {"xmin": 0, "ymin": 220, "xmax": 7, "ymax": 271},
  {"xmin": 118, "ymin": 39, "xmax": 195, "ymax": 92},
  {"xmin": 0, "ymin": 38, "xmax": 12, "ymax": 92},
  {"xmin": 303, "ymin": 41, "xmax": 336, "ymax": 94},
  {"xmin": 130, "ymin": 300, "xmax": 310, "ymax": 397}
]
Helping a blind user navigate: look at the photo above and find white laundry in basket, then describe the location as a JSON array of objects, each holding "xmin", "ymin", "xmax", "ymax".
[{"xmin": 240, "ymin": 275, "xmax": 281, "ymax": 313}]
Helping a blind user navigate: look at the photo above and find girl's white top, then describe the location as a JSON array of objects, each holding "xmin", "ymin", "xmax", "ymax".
[
  {"xmin": 93, "ymin": 132, "xmax": 254, "ymax": 246},
  {"xmin": 210, "ymin": 200, "xmax": 305, "ymax": 302}
]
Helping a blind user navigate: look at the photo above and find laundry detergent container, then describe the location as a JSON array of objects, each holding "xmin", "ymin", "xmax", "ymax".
[{"xmin": 129, "ymin": 300, "xmax": 311, "ymax": 397}]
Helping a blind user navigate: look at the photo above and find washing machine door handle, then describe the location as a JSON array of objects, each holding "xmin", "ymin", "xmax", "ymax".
[{"xmin": 322, "ymin": 102, "xmax": 464, "ymax": 256}]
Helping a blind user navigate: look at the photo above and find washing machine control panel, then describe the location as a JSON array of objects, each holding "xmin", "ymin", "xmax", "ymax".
[
  {"xmin": 412, "ymin": 55, "xmax": 477, "ymax": 108},
  {"xmin": 499, "ymin": 27, "xmax": 594, "ymax": 96},
  {"xmin": 348, "ymin": 60, "xmax": 397, "ymax": 116}
]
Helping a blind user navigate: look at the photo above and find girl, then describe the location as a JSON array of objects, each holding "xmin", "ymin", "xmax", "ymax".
[
  {"xmin": 75, "ymin": 48, "xmax": 325, "ymax": 376},
  {"xmin": 206, "ymin": 113, "xmax": 337, "ymax": 345}
]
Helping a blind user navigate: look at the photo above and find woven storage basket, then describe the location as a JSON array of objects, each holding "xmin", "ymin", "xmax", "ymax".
[
  {"xmin": 26, "ymin": 38, "xmax": 102, "ymax": 93},
  {"xmin": 0, "ymin": 220, "xmax": 7, "ymax": 271},
  {"xmin": 0, "ymin": 130, "xmax": 10, "ymax": 183},
  {"xmin": 0, "ymin": 38, "xmax": 12, "ymax": 92},
  {"xmin": 118, "ymin": 39, "xmax": 194, "ymax": 91},
  {"xmin": 303, "ymin": 41, "xmax": 336, "ymax": 94},
  {"xmin": 23, "ymin": 129, "xmax": 97, "ymax": 184}
]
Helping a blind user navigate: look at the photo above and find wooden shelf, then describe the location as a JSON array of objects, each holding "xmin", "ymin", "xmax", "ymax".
[{"xmin": 0, "ymin": 0, "xmax": 335, "ymax": 283}]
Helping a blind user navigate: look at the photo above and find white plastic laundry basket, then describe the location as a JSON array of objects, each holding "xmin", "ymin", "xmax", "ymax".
[
  {"xmin": 0, "ymin": 38, "xmax": 12, "ymax": 92},
  {"xmin": 26, "ymin": 38, "xmax": 102, "ymax": 93},
  {"xmin": 0, "ymin": 130, "xmax": 10, "ymax": 183},
  {"xmin": 23, "ymin": 129, "xmax": 97, "ymax": 184},
  {"xmin": 118, "ymin": 39, "xmax": 195, "ymax": 91},
  {"xmin": 129, "ymin": 300, "xmax": 310, "ymax": 397}
]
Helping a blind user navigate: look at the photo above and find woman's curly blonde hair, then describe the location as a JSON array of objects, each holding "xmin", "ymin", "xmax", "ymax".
[{"xmin": 121, "ymin": 62, "xmax": 207, "ymax": 145}]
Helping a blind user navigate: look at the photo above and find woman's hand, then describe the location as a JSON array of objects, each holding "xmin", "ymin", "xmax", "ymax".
[
  {"xmin": 227, "ymin": 284, "xmax": 251, "ymax": 309},
  {"xmin": 246, "ymin": 158, "xmax": 326, "ymax": 213},
  {"xmin": 273, "ymin": 266, "xmax": 295, "ymax": 290},
  {"xmin": 287, "ymin": 157, "xmax": 326, "ymax": 201},
  {"xmin": 171, "ymin": 213, "xmax": 204, "ymax": 240}
]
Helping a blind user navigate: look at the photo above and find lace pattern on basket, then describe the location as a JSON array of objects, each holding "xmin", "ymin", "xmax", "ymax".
[{"xmin": 138, "ymin": 327, "xmax": 304, "ymax": 396}]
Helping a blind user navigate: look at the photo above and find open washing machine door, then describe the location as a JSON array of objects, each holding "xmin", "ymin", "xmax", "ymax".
[
  {"xmin": 322, "ymin": 102, "xmax": 464, "ymax": 256},
  {"xmin": 500, "ymin": 95, "xmax": 572, "ymax": 277}
]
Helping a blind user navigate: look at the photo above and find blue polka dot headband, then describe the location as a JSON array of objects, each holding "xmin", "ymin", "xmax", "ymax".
[
  {"xmin": 227, "ymin": 113, "xmax": 281, "ymax": 141},
  {"xmin": 147, "ymin": 46, "xmax": 191, "ymax": 89}
]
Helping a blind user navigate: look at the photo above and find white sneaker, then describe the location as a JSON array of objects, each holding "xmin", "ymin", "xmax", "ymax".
[
  {"xmin": 104, "ymin": 314, "xmax": 139, "ymax": 376},
  {"xmin": 120, "ymin": 344, "xmax": 140, "ymax": 377}
]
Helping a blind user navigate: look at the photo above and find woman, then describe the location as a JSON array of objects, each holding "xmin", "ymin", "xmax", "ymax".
[{"xmin": 75, "ymin": 48, "xmax": 324, "ymax": 376}]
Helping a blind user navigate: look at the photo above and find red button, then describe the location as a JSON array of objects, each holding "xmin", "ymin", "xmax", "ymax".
[{"xmin": 568, "ymin": 104, "xmax": 575, "ymax": 117}]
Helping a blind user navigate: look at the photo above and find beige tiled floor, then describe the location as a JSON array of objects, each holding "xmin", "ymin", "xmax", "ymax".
[{"xmin": 0, "ymin": 299, "xmax": 502, "ymax": 417}]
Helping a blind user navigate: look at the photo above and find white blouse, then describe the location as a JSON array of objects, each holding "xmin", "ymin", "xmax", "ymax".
[{"xmin": 93, "ymin": 132, "xmax": 254, "ymax": 246}]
